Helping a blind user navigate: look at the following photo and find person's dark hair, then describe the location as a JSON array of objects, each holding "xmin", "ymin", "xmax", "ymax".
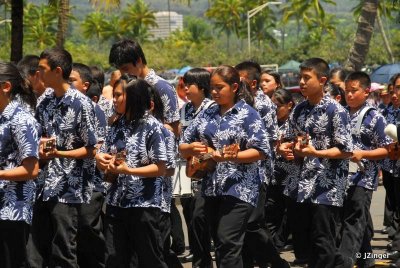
[
  {"xmin": 389, "ymin": 73, "xmax": 400, "ymax": 86},
  {"xmin": 122, "ymin": 77, "xmax": 154, "ymax": 124},
  {"xmin": 299, "ymin": 58, "xmax": 330, "ymax": 79},
  {"xmin": 148, "ymin": 84, "xmax": 164, "ymax": 123},
  {"xmin": 17, "ymin": 55, "xmax": 40, "ymax": 78},
  {"xmin": 345, "ymin": 71, "xmax": 371, "ymax": 90},
  {"xmin": 90, "ymin": 65, "xmax": 105, "ymax": 89},
  {"xmin": 211, "ymin": 65, "xmax": 254, "ymax": 105},
  {"xmin": 273, "ymin": 88, "xmax": 293, "ymax": 106},
  {"xmin": 329, "ymin": 67, "xmax": 347, "ymax": 83},
  {"xmin": 72, "ymin": 63, "xmax": 93, "ymax": 84},
  {"xmin": 86, "ymin": 80, "xmax": 102, "ymax": 101},
  {"xmin": 235, "ymin": 60, "xmax": 262, "ymax": 84},
  {"xmin": 39, "ymin": 48, "xmax": 72, "ymax": 80},
  {"xmin": 183, "ymin": 68, "xmax": 211, "ymax": 98},
  {"xmin": 0, "ymin": 61, "xmax": 36, "ymax": 109},
  {"xmin": 325, "ymin": 82, "xmax": 347, "ymax": 106},
  {"xmin": 261, "ymin": 69, "xmax": 284, "ymax": 89},
  {"xmin": 109, "ymin": 39, "xmax": 147, "ymax": 68}
]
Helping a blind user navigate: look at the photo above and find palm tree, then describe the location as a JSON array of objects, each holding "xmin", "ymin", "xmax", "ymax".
[
  {"xmin": 121, "ymin": 0, "xmax": 157, "ymax": 42},
  {"xmin": 49, "ymin": 0, "xmax": 120, "ymax": 48},
  {"xmin": 206, "ymin": 0, "xmax": 243, "ymax": 52},
  {"xmin": 24, "ymin": 3, "xmax": 58, "ymax": 50},
  {"xmin": 81, "ymin": 11, "xmax": 108, "ymax": 45},
  {"xmin": 282, "ymin": 0, "xmax": 335, "ymax": 40},
  {"xmin": 344, "ymin": 0, "xmax": 378, "ymax": 71},
  {"xmin": 352, "ymin": 0, "xmax": 396, "ymax": 63}
]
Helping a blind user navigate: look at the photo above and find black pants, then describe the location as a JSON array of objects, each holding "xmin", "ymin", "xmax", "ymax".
[
  {"xmin": 0, "ymin": 220, "xmax": 30, "ymax": 268},
  {"xmin": 160, "ymin": 212, "xmax": 183, "ymax": 268},
  {"xmin": 205, "ymin": 196, "xmax": 252, "ymax": 268},
  {"xmin": 28, "ymin": 200, "xmax": 80, "ymax": 268},
  {"xmin": 337, "ymin": 186, "xmax": 373, "ymax": 268},
  {"xmin": 388, "ymin": 176, "xmax": 400, "ymax": 251},
  {"xmin": 382, "ymin": 170, "xmax": 396, "ymax": 230},
  {"xmin": 265, "ymin": 184, "xmax": 288, "ymax": 248},
  {"xmin": 170, "ymin": 199, "xmax": 186, "ymax": 254},
  {"xmin": 242, "ymin": 183, "xmax": 285, "ymax": 268},
  {"xmin": 104, "ymin": 205, "xmax": 167, "ymax": 268},
  {"xmin": 289, "ymin": 200, "xmax": 340, "ymax": 268},
  {"xmin": 190, "ymin": 191, "xmax": 212, "ymax": 268},
  {"xmin": 180, "ymin": 196, "xmax": 193, "ymax": 252},
  {"xmin": 286, "ymin": 198, "xmax": 311, "ymax": 261},
  {"xmin": 77, "ymin": 191, "xmax": 106, "ymax": 268}
]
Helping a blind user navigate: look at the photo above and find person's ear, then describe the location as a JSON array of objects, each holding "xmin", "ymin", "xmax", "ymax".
[
  {"xmin": 335, "ymin": 95, "xmax": 342, "ymax": 103},
  {"xmin": 251, "ymin": 80, "xmax": 257, "ymax": 90},
  {"xmin": 150, "ymin": 100, "xmax": 155, "ymax": 112},
  {"xmin": 232, "ymin": 83, "xmax": 239, "ymax": 93},
  {"xmin": 320, "ymin": 76, "xmax": 327, "ymax": 86},
  {"xmin": 91, "ymin": 95, "xmax": 99, "ymax": 103},
  {"xmin": 0, "ymin": 81, "xmax": 11, "ymax": 95},
  {"xmin": 55, "ymin": 66, "xmax": 63, "ymax": 78},
  {"xmin": 83, "ymin": 81, "xmax": 90, "ymax": 92}
]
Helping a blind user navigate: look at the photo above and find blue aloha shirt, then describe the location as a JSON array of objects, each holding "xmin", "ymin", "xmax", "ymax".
[
  {"xmin": 286, "ymin": 95, "xmax": 353, "ymax": 207},
  {"xmin": 181, "ymin": 100, "xmax": 271, "ymax": 207},
  {"xmin": 180, "ymin": 98, "xmax": 214, "ymax": 134},
  {"xmin": 93, "ymin": 102, "xmax": 108, "ymax": 194},
  {"xmin": 159, "ymin": 124, "xmax": 176, "ymax": 213},
  {"xmin": 104, "ymin": 114, "xmax": 168, "ymax": 209},
  {"xmin": 273, "ymin": 120, "xmax": 301, "ymax": 190},
  {"xmin": 145, "ymin": 69, "xmax": 180, "ymax": 124},
  {"xmin": 36, "ymin": 88, "xmax": 54, "ymax": 109},
  {"xmin": 35, "ymin": 87, "xmax": 98, "ymax": 204},
  {"xmin": 0, "ymin": 101, "xmax": 40, "ymax": 224},
  {"xmin": 97, "ymin": 95, "xmax": 114, "ymax": 122},
  {"xmin": 347, "ymin": 104, "xmax": 391, "ymax": 190},
  {"xmin": 381, "ymin": 105, "xmax": 400, "ymax": 176},
  {"xmin": 253, "ymin": 89, "xmax": 278, "ymax": 183}
]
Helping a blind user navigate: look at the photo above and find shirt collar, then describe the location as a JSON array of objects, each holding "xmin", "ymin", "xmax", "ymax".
[
  {"xmin": 51, "ymin": 86, "xmax": 78, "ymax": 107},
  {"xmin": 0, "ymin": 101, "xmax": 19, "ymax": 120}
]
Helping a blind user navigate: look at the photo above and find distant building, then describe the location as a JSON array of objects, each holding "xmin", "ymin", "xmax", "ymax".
[{"xmin": 149, "ymin": 11, "xmax": 183, "ymax": 39}]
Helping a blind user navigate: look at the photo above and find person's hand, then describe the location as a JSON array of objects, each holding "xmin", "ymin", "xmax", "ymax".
[
  {"xmin": 350, "ymin": 150, "xmax": 364, "ymax": 162},
  {"xmin": 96, "ymin": 153, "xmax": 113, "ymax": 171},
  {"xmin": 189, "ymin": 142, "xmax": 208, "ymax": 157},
  {"xmin": 39, "ymin": 137, "xmax": 57, "ymax": 159},
  {"xmin": 294, "ymin": 142, "xmax": 317, "ymax": 158},
  {"xmin": 107, "ymin": 157, "xmax": 129, "ymax": 174}
]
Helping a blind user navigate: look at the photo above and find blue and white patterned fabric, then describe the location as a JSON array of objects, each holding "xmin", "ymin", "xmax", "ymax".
[
  {"xmin": 273, "ymin": 120, "xmax": 301, "ymax": 190},
  {"xmin": 104, "ymin": 114, "xmax": 168, "ymax": 209},
  {"xmin": 285, "ymin": 95, "xmax": 353, "ymax": 207},
  {"xmin": 35, "ymin": 87, "xmax": 98, "ymax": 204},
  {"xmin": 380, "ymin": 105, "xmax": 400, "ymax": 176},
  {"xmin": 253, "ymin": 89, "xmax": 278, "ymax": 183},
  {"xmin": 145, "ymin": 69, "xmax": 180, "ymax": 124},
  {"xmin": 93, "ymin": 102, "xmax": 108, "ymax": 194},
  {"xmin": 36, "ymin": 88, "xmax": 54, "ymax": 109},
  {"xmin": 97, "ymin": 95, "xmax": 114, "ymax": 123},
  {"xmin": 181, "ymin": 100, "xmax": 271, "ymax": 207},
  {"xmin": 180, "ymin": 98, "xmax": 214, "ymax": 134},
  {"xmin": 14, "ymin": 94, "xmax": 35, "ymax": 116},
  {"xmin": 347, "ymin": 104, "xmax": 392, "ymax": 190},
  {"xmin": 0, "ymin": 101, "xmax": 40, "ymax": 224},
  {"xmin": 159, "ymin": 124, "xmax": 176, "ymax": 213}
]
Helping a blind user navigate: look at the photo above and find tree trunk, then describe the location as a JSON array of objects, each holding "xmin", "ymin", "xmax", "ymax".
[
  {"xmin": 376, "ymin": 11, "xmax": 395, "ymax": 63},
  {"xmin": 56, "ymin": 0, "xmax": 70, "ymax": 48},
  {"xmin": 10, "ymin": 0, "xmax": 23, "ymax": 63},
  {"xmin": 344, "ymin": 0, "xmax": 378, "ymax": 71}
]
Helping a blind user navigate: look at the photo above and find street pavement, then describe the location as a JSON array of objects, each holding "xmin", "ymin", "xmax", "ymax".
[{"xmin": 177, "ymin": 185, "xmax": 393, "ymax": 267}]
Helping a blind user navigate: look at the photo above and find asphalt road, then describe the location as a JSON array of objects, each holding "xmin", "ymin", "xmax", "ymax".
[{"xmin": 176, "ymin": 185, "xmax": 393, "ymax": 267}]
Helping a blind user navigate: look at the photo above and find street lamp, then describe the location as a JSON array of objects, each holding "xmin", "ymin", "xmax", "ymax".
[{"xmin": 247, "ymin": 1, "xmax": 282, "ymax": 56}]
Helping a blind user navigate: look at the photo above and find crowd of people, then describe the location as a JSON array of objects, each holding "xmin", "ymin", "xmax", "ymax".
[{"xmin": 1, "ymin": 38, "xmax": 400, "ymax": 268}]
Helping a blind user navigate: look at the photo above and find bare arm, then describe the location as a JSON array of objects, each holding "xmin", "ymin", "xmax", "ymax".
[{"xmin": 0, "ymin": 157, "xmax": 39, "ymax": 181}]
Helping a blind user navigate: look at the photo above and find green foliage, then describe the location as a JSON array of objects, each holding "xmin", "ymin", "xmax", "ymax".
[{"xmin": 24, "ymin": 3, "xmax": 58, "ymax": 49}]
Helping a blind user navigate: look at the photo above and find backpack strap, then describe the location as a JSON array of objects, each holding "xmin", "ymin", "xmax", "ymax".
[{"xmin": 353, "ymin": 106, "xmax": 375, "ymax": 136}]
